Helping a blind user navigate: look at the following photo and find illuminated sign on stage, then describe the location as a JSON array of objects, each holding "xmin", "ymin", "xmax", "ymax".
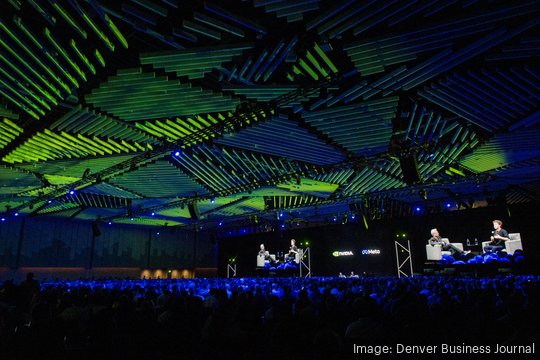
[
  {"xmin": 332, "ymin": 250, "xmax": 354, "ymax": 257},
  {"xmin": 361, "ymin": 249, "xmax": 381, "ymax": 255}
]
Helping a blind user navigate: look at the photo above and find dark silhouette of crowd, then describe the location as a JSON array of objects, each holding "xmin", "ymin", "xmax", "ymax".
[{"xmin": 0, "ymin": 273, "xmax": 538, "ymax": 359}]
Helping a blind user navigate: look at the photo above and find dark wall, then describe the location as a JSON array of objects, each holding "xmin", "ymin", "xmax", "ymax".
[
  {"xmin": 0, "ymin": 217, "xmax": 216, "ymax": 269},
  {"xmin": 218, "ymin": 202, "xmax": 540, "ymax": 276},
  {"xmin": 218, "ymin": 222, "xmax": 395, "ymax": 277}
]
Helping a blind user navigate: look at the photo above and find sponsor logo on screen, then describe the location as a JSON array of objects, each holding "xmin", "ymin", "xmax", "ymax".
[
  {"xmin": 332, "ymin": 250, "xmax": 354, "ymax": 257},
  {"xmin": 361, "ymin": 249, "xmax": 381, "ymax": 255}
]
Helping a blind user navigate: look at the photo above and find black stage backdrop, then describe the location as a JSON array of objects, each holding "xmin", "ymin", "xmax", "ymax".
[{"xmin": 217, "ymin": 202, "xmax": 540, "ymax": 277}]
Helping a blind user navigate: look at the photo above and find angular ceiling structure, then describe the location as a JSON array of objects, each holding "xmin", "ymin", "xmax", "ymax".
[{"xmin": 0, "ymin": 0, "xmax": 539, "ymax": 230}]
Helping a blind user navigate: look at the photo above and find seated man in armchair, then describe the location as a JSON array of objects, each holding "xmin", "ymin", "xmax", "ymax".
[
  {"xmin": 484, "ymin": 219, "xmax": 510, "ymax": 254},
  {"xmin": 258, "ymin": 243, "xmax": 278, "ymax": 264},
  {"xmin": 429, "ymin": 228, "xmax": 470, "ymax": 256}
]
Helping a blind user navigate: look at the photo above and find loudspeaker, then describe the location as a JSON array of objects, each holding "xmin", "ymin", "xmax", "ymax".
[
  {"xmin": 92, "ymin": 222, "xmax": 101, "ymax": 237},
  {"xmin": 399, "ymin": 155, "xmax": 420, "ymax": 185},
  {"xmin": 188, "ymin": 203, "xmax": 200, "ymax": 219}
]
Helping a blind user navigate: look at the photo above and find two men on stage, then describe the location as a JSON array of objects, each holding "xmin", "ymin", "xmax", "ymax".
[
  {"xmin": 429, "ymin": 219, "xmax": 512, "ymax": 257},
  {"xmin": 258, "ymin": 239, "xmax": 299, "ymax": 264}
]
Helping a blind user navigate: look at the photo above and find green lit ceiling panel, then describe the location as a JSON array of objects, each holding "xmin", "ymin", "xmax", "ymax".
[
  {"xmin": 82, "ymin": 182, "xmax": 142, "ymax": 199},
  {"xmin": 460, "ymin": 128, "xmax": 540, "ymax": 172},
  {"xmin": 222, "ymin": 85, "xmax": 320, "ymax": 107},
  {"xmin": 0, "ymin": 166, "xmax": 42, "ymax": 194},
  {"xmin": 277, "ymin": 178, "xmax": 339, "ymax": 198},
  {"xmin": 287, "ymin": 42, "xmax": 338, "ymax": 81},
  {"xmin": 43, "ymin": 174, "xmax": 80, "ymax": 186},
  {"xmin": 0, "ymin": 118, "xmax": 23, "ymax": 150},
  {"xmin": 211, "ymin": 197, "xmax": 266, "ymax": 216},
  {"xmin": 109, "ymin": 160, "xmax": 209, "ymax": 198},
  {"xmin": 15, "ymin": 154, "xmax": 137, "ymax": 177},
  {"xmin": 134, "ymin": 112, "xmax": 227, "ymax": 144},
  {"xmin": 50, "ymin": 106, "xmax": 159, "ymax": 144},
  {"xmin": 302, "ymin": 97, "xmax": 399, "ymax": 156},
  {"xmin": 0, "ymin": 1, "xmax": 129, "ymax": 119},
  {"xmin": 155, "ymin": 206, "xmax": 192, "ymax": 219},
  {"xmin": 85, "ymin": 68, "xmax": 240, "ymax": 121},
  {"xmin": 3, "ymin": 129, "xmax": 148, "ymax": 163},
  {"xmin": 140, "ymin": 43, "xmax": 254, "ymax": 79},
  {"xmin": 114, "ymin": 217, "xmax": 187, "ymax": 227}
]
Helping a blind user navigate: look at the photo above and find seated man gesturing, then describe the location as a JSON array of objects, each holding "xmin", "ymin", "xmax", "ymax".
[{"xmin": 429, "ymin": 228, "xmax": 469, "ymax": 256}]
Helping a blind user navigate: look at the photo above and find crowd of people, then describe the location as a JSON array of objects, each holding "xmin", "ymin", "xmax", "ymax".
[{"xmin": 0, "ymin": 273, "xmax": 538, "ymax": 359}]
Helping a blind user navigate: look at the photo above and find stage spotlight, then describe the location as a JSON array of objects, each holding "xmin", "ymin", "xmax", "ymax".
[
  {"xmin": 156, "ymin": 232, "xmax": 160, "ymax": 235},
  {"xmin": 332, "ymin": 216, "xmax": 337, "ymax": 222},
  {"xmin": 210, "ymin": 197, "xmax": 215, "ymax": 203},
  {"xmin": 173, "ymin": 151, "xmax": 181, "ymax": 156},
  {"xmin": 47, "ymin": 200, "xmax": 52, "ymax": 204},
  {"xmin": 219, "ymin": 221, "xmax": 223, "ymax": 226},
  {"xmin": 281, "ymin": 224, "xmax": 285, "ymax": 228},
  {"xmin": 415, "ymin": 206, "xmax": 422, "ymax": 212},
  {"xmin": 14, "ymin": 213, "xmax": 19, "ymax": 216},
  {"xmin": 445, "ymin": 202, "xmax": 452, "ymax": 208},
  {"xmin": 151, "ymin": 212, "xmax": 155, "ymax": 216},
  {"xmin": 69, "ymin": 190, "xmax": 75, "ymax": 195},
  {"xmin": 108, "ymin": 222, "xmax": 112, "ymax": 225},
  {"xmin": 279, "ymin": 212, "xmax": 284, "ymax": 218},
  {"xmin": 351, "ymin": 214, "xmax": 356, "ymax": 220},
  {"xmin": 1, "ymin": 218, "xmax": 5, "ymax": 222},
  {"xmin": 130, "ymin": 218, "xmax": 134, "ymax": 221}
]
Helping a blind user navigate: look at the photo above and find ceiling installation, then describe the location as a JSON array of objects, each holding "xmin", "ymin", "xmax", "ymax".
[{"xmin": 1, "ymin": 0, "xmax": 540, "ymax": 232}]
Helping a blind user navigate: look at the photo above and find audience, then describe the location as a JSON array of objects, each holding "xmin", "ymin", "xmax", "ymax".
[{"xmin": 0, "ymin": 274, "xmax": 538, "ymax": 359}]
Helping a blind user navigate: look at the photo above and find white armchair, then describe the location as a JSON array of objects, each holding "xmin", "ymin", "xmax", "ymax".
[
  {"xmin": 294, "ymin": 249, "xmax": 303, "ymax": 263},
  {"xmin": 482, "ymin": 233, "xmax": 522, "ymax": 255},
  {"xmin": 256, "ymin": 254, "xmax": 276, "ymax": 267},
  {"xmin": 257, "ymin": 255, "xmax": 265, "ymax": 267},
  {"xmin": 426, "ymin": 242, "xmax": 464, "ymax": 261}
]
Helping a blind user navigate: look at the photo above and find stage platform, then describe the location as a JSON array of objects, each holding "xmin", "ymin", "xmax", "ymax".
[{"xmin": 422, "ymin": 261, "xmax": 527, "ymax": 276}]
